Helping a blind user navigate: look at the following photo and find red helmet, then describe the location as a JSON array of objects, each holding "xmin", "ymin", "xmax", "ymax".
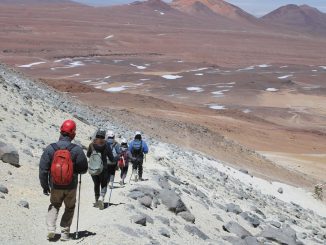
[{"xmin": 60, "ymin": 119, "xmax": 76, "ymax": 139}]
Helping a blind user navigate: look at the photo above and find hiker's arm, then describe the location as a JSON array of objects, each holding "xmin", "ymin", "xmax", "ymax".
[
  {"xmin": 128, "ymin": 151, "xmax": 136, "ymax": 161},
  {"xmin": 86, "ymin": 144, "xmax": 92, "ymax": 158},
  {"xmin": 143, "ymin": 142, "xmax": 149, "ymax": 154},
  {"xmin": 128, "ymin": 142, "xmax": 133, "ymax": 152},
  {"xmin": 106, "ymin": 145, "xmax": 115, "ymax": 162},
  {"xmin": 39, "ymin": 146, "xmax": 52, "ymax": 192},
  {"xmin": 74, "ymin": 147, "xmax": 88, "ymax": 174}
]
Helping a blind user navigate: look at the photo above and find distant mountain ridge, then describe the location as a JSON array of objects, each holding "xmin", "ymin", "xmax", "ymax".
[
  {"xmin": 261, "ymin": 4, "xmax": 326, "ymax": 33},
  {"xmin": 171, "ymin": 0, "xmax": 258, "ymax": 23}
]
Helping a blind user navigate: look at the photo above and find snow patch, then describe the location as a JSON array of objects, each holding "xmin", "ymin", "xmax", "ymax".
[
  {"xmin": 130, "ymin": 64, "xmax": 146, "ymax": 70},
  {"xmin": 266, "ymin": 88, "xmax": 279, "ymax": 92},
  {"xmin": 243, "ymin": 109, "xmax": 251, "ymax": 113},
  {"xmin": 18, "ymin": 62, "xmax": 46, "ymax": 68},
  {"xmin": 105, "ymin": 86, "xmax": 127, "ymax": 92},
  {"xmin": 104, "ymin": 35, "xmax": 114, "ymax": 39},
  {"xmin": 258, "ymin": 64, "xmax": 272, "ymax": 68},
  {"xmin": 186, "ymin": 87, "xmax": 204, "ymax": 92},
  {"xmin": 190, "ymin": 67, "xmax": 208, "ymax": 72},
  {"xmin": 237, "ymin": 66, "xmax": 254, "ymax": 71},
  {"xmin": 63, "ymin": 74, "xmax": 80, "ymax": 78},
  {"xmin": 319, "ymin": 66, "xmax": 326, "ymax": 70},
  {"xmin": 209, "ymin": 104, "xmax": 226, "ymax": 110},
  {"xmin": 195, "ymin": 73, "xmax": 203, "ymax": 76},
  {"xmin": 81, "ymin": 80, "xmax": 92, "ymax": 83},
  {"xmin": 162, "ymin": 75, "xmax": 183, "ymax": 80},
  {"xmin": 51, "ymin": 61, "xmax": 84, "ymax": 70},
  {"xmin": 278, "ymin": 75, "xmax": 293, "ymax": 79}
]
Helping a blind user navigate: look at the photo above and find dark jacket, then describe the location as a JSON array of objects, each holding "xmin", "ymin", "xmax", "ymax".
[
  {"xmin": 39, "ymin": 135, "xmax": 88, "ymax": 190},
  {"xmin": 87, "ymin": 138, "xmax": 114, "ymax": 169},
  {"xmin": 106, "ymin": 139, "xmax": 121, "ymax": 162}
]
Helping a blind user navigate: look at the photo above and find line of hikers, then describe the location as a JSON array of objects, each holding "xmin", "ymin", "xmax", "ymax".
[{"xmin": 39, "ymin": 119, "xmax": 149, "ymax": 241}]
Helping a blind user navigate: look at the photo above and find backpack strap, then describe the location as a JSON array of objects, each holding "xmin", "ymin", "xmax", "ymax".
[
  {"xmin": 66, "ymin": 143, "xmax": 77, "ymax": 152},
  {"xmin": 51, "ymin": 143, "xmax": 60, "ymax": 152}
]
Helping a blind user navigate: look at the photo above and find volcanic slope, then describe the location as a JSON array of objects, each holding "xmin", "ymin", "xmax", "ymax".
[{"xmin": 1, "ymin": 64, "xmax": 326, "ymax": 244}]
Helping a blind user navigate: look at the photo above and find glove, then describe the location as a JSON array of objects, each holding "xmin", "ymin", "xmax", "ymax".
[{"xmin": 43, "ymin": 188, "xmax": 50, "ymax": 196}]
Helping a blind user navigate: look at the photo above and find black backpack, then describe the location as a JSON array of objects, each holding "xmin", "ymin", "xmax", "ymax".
[{"xmin": 131, "ymin": 140, "xmax": 143, "ymax": 159}]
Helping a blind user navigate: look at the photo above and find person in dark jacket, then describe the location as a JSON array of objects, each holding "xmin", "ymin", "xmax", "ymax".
[
  {"xmin": 39, "ymin": 120, "xmax": 88, "ymax": 241},
  {"xmin": 128, "ymin": 131, "xmax": 149, "ymax": 181},
  {"xmin": 87, "ymin": 129, "xmax": 114, "ymax": 210},
  {"xmin": 106, "ymin": 130, "xmax": 120, "ymax": 189},
  {"xmin": 118, "ymin": 138, "xmax": 135, "ymax": 185}
]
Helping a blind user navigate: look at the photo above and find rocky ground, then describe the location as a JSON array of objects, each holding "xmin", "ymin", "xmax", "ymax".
[{"xmin": 1, "ymin": 66, "xmax": 326, "ymax": 245}]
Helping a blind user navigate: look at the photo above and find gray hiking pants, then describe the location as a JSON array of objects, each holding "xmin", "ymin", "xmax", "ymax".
[{"xmin": 46, "ymin": 188, "xmax": 77, "ymax": 233}]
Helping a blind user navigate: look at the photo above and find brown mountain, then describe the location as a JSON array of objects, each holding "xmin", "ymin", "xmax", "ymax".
[
  {"xmin": 261, "ymin": 4, "xmax": 326, "ymax": 33},
  {"xmin": 171, "ymin": 0, "xmax": 258, "ymax": 23}
]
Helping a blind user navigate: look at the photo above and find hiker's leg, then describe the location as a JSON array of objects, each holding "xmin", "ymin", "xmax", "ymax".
[
  {"xmin": 100, "ymin": 171, "xmax": 108, "ymax": 198},
  {"xmin": 107, "ymin": 165, "xmax": 116, "ymax": 188},
  {"xmin": 46, "ymin": 189, "xmax": 64, "ymax": 233},
  {"xmin": 138, "ymin": 159, "xmax": 144, "ymax": 179},
  {"xmin": 60, "ymin": 189, "xmax": 77, "ymax": 230},
  {"xmin": 91, "ymin": 175, "xmax": 100, "ymax": 201}
]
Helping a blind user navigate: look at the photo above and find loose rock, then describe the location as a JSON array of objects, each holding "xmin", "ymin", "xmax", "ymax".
[
  {"xmin": 0, "ymin": 141, "xmax": 19, "ymax": 167},
  {"xmin": 18, "ymin": 200, "xmax": 29, "ymax": 209},
  {"xmin": 0, "ymin": 184, "xmax": 8, "ymax": 194},
  {"xmin": 178, "ymin": 211, "xmax": 195, "ymax": 223},
  {"xmin": 222, "ymin": 221, "xmax": 252, "ymax": 238}
]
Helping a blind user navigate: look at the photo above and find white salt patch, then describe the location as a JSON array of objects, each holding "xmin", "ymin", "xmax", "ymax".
[
  {"xmin": 104, "ymin": 35, "xmax": 114, "ymax": 39},
  {"xmin": 186, "ymin": 87, "xmax": 204, "ymax": 92},
  {"xmin": 280, "ymin": 66, "xmax": 288, "ymax": 68},
  {"xmin": 195, "ymin": 73, "xmax": 203, "ymax": 76},
  {"xmin": 130, "ymin": 64, "xmax": 146, "ymax": 70},
  {"xmin": 54, "ymin": 59, "xmax": 66, "ymax": 63},
  {"xmin": 258, "ymin": 64, "xmax": 272, "ymax": 68},
  {"xmin": 113, "ymin": 60, "xmax": 123, "ymax": 63},
  {"xmin": 227, "ymin": 82, "xmax": 236, "ymax": 85},
  {"xmin": 51, "ymin": 61, "xmax": 84, "ymax": 70},
  {"xmin": 92, "ymin": 82, "xmax": 107, "ymax": 86},
  {"xmin": 162, "ymin": 75, "xmax": 183, "ymax": 80},
  {"xmin": 266, "ymin": 88, "xmax": 279, "ymax": 92},
  {"xmin": 209, "ymin": 104, "xmax": 226, "ymax": 110},
  {"xmin": 217, "ymin": 85, "xmax": 233, "ymax": 88},
  {"xmin": 95, "ymin": 86, "xmax": 102, "ymax": 89},
  {"xmin": 176, "ymin": 60, "xmax": 184, "ymax": 63},
  {"xmin": 140, "ymin": 79, "xmax": 150, "ymax": 81},
  {"xmin": 319, "ymin": 66, "xmax": 326, "ymax": 70},
  {"xmin": 190, "ymin": 67, "xmax": 208, "ymax": 72},
  {"xmin": 105, "ymin": 86, "xmax": 127, "ymax": 92},
  {"xmin": 243, "ymin": 109, "xmax": 251, "ymax": 113},
  {"xmin": 237, "ymin": 66, "xmax": 254, "ymax": 71},
  {"xmin": 104, "ymin": 76, "xmax": 111, "ymax": 79},
  {"xmin": 278, "ymin": 75, "xmax": 293, "ymax": 79},
  {"xmin": 18, "ymin": 61, "xmax": 46, "ymax": 68},
  {"xmin": 81, "ymin": 80, "xmax": 92, "ymax": 83},
  {"xmin": 64, "ymin": 74, "xmax": 80, "ymax": 78}
]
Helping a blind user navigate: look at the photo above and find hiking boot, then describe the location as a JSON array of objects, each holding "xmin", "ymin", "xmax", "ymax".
[
  {"xmin": 47, "ymin": 231, "xmax": 55, "ymax": 240},
  {"xmin": 94, "ymin": 197, "xmax": 99, "ymax": 208},
  {"xmin": 98, "ymin": 196, "xmax": 104, "ymax": 210},
  {"xmin": 109, "ymin": 182, "xmax": 114, "ymax": 189},
  {"xmin": 60, "ymin": 232, "xmax": 70, "ymax": 241},
  {"xmin": 139, "ymin": 177, "xmax": 145, "ymax": 181}
]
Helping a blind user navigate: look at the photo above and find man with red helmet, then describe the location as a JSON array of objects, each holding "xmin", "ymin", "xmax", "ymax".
[{"xmin": 39, "ymin": 119, "xmax": 88, "ymax": 241}]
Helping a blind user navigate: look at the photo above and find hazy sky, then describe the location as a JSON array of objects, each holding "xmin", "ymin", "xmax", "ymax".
[{"xmin": 74, "ymin": 0, "xmax": 326, "ymax": 16}]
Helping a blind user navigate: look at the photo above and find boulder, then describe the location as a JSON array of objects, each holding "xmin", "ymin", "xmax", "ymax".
[
  {"xmin": 222, "ymin": 221, "xmax": 252, "ymax": 239},
  {"xmin": 184, "ymin": 225, "xmax": 209, "ymax": 240},
  {"xmin": 0, "ymin": 194, "xmax": 5, "ymax": 199},
  {"xmin": 0, "ymin": 141, "xmax": 19, "ymax": 167},
  {"xmin": 239, "ymin": 169, "xmax": 249, "ymax": 174},
  {"xmin": 128, "ymin": 191, "xmax": 145, "ymax": 200},
  {"xmin": 159, "ymin": 227, "xmax": 170, "ymax": 238},
  {"xmin": 159, "ymin": 190, "xmax": 187, "ymax": 214},
  {"xmin": 240, "ymin": 212, "xmax": 260, "ymax": 228},
  {"xmin": 0, "ymin": 184, "xmax": 8, "ymax": 194},
  {"xmin": 18, "ymin": 200, "xmax": 29, "ymax": 209},
  {"xmin": 269, "ymin": 221, "xmax": 281, "ymax": 228},
  {"xmin": 226, "ymin": 203, "xmax": 243, "ymax": 214},
  {"xmin": 156, "ymin": 216, "xmax": 170, "ymax": 226},
  {"xmin": 132, "ymin": 215, "xmax": 147, "ymax": 226},
  {"xmin": 278, "ymin": 187, "xmax": 284, "ymax": 194},
  {"xmin": 178, "ymin": 211, "xmax": 195, "ymax": 223},
  {"xmin": 139, "ymin": 195, "xmax": 153, "ymax": 208},
  {"xmin": 259, "ymin": 226, "xmax": 297, "ymax": 245}
]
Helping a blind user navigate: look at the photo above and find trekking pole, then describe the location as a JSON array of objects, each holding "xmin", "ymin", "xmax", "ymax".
[
  {"xmin": 75, "ymin": 174, "xmax": 82, "ymax": 239},
  {"xmin": 108, "ymin": 175, "xmax": 114, "ymax": 206}
]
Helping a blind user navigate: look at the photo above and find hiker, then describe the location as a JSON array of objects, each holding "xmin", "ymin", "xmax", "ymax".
[
  {"xmin": 87, "ymin": 129, "xmax": 114, "ymax": 210},
  {"xmin": 39, "ymin": 119, "xmax": 88, "ymax": 241},
  {"xmin": 118, "ymin": 138, "xmax": 134, "ymax": 185},
  {"xmin": 129, "ymin": 131, "xmax": 149, "ymax": 181},
  {"xmin": 106, "ymin": 130, "xmax": 120, "ymax": 188}
]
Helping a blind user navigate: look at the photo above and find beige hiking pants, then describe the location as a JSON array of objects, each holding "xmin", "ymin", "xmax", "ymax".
[{"xmin": 46, "ymin": 188, "xmax": 77, "ymax": 233}]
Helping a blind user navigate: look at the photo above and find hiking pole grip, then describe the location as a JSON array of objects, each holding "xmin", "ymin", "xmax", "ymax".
[{"xmin": 75, "ymin": 174, "xmax": 82, "ymax": 239}]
